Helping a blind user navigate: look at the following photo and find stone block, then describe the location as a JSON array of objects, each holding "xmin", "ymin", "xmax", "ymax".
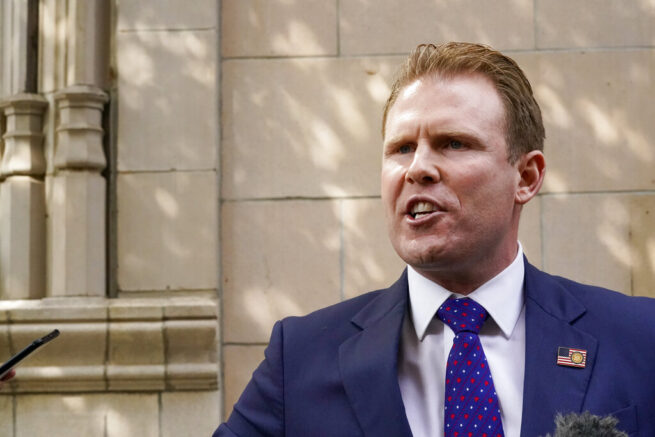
[
  {"xmin": 42, "ymin": 96, "xmax": 57, "ymax": 175},
  {"xmin": 0, "ymin": 297, "xmax": 219, "ymax": 393},
  {"xmin": 164, "ymin": 318, "xmax": 219, "ymax": 389},
  {"xmin": 165, "ymin": 319, "xmax": 217, "ymax": 364},
  {"xmin": 108, "ymin": 321, "xmax": 164, "ymax": 366},
  {"xmin": 106, "ymin": 364, "xmax": 166, "ymax": 391},
  {"xmin": 536, "ymin": 0, "xmax": 655, "ymax": 49},
  {"xmin": 161, "ymin": 391, "xmax": 221, "ymax": 437},
  {"xmin": 222, "ymin": 57, "xmax": 398, "ymax": 199},
  {"xmin": 15, "ymin": 393, "xmax": 159, "ymax": 437},
  {"xmin": 9, "ymin": 322, "xmax": 106, "ymax": 367},
  {"xmin": 39, "ymin": 1, "xmax": 110, "ymax": 90},
  {"xmin": 108, "ymin": 321, "xmax": 166, "ymax": 390},
  {"xmin": 64, "ymin": 1, "xmax": 111, "ymax": 88},
  {"xmin": 17, "ymin": 396, "xmax": 105, "ymax": 436},
  {"xmin": 117, "ymin": 30, "xmax": 217, "ymax": 171},
  {"xmin": 340, "ymin": 0, "xmax": 534, "ymax": 55},
  {"xmin": 222, "ymin": 200, "xmax": 340, "ymax": 343},
  {"xmin": 0, "ymin": 0, "xmax": 29, "ymax": 96},
  {"xmin": 628, "ymin": 194, "xmax": 655, "ymax": 298},
  {"xmin": 8, "ymin": 301, "xmax": 107, "ymax": 322},
  {"xmin": 108, "ymin": 301, "xmax": 163, "ymax": 321},
  {"xmin": 514, "ymin": 50, "xmax": 655, "ymax": 193},
  {"xmin": 53, "ymin": 85, "xmax": 108, "ymax": 170},
  {"xmin": 223, "ymin": 345, "xmax": 265, "ymax": 419},
  {"xmin": 163, "ymin": 298, "xmax": 218, "ymax": 319},
  {"xmin": 38, "ymin": 0, "xmax": 110, "ymax": 92},
  {"xmin": 38, "ymin": 0, "xmax": 65, "ymax": 94},
  {"xmin": 12, "ymin": 366, "xmax": 107, "ymax": 393},
  {"xmin": 47, "ymin": 172, "xmax": 106, "ymax": 296},
  {"xmin": 0, "ymin": 93, "xmax": 48, "ymax": 176},
  {"xmin": 117, "ymin": 171, "xmax": 218, "ymax": 292},
  {"xmin": 118, "ymin": 0, "xmax": 217, "ymax": 30},
  {"xmin": 166, "ymin": 363, "xmax": 218, "ymax": 391},
  {"xmin": 342, "ymin": 198, "xmax": 405, "ymax": 299},
  {"xmin": 221, "ymin": 0, "xmax": 337, "ymax": 57},
  {"xmin": 0, "ymin": 395, "xmax": 13, "ymax": 436},
  {"xmin": 0, "ymin": 321, "xmax": 10, "ymax": 362},
  {"xmin": 105, "ymin": 394, "xmax": 159, "ymax": 437},
  {"xmin": 542, "ymin": 194, "xmax": 632, "ymax": 293},
  {"xmin": 518, "ymin": 195, "xmax": 543, "ymax": 268},
  {"xmin": 2, "ymin": 302, "xmax": 107, "ymax": 392},
  {"xmin": 0, "ymin": 177, "xmax": 46, "ymax": 299}
]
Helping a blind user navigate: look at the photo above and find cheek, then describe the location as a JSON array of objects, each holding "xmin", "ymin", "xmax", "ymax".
[
  {"xmin": 469, "ymin": 178, "xmax": 517, "ymax": 222},
  {"xmin": 455, "ymin": 167, "xmax": 515, "ymax": 211},
  {"xmin": 380, "ymin": 163, "xmax": 405, "ymax": 207}
]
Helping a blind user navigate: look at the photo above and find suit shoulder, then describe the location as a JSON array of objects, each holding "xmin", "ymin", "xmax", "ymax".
[{"xmin": 277, "ymin": 270, "xmax": 408, "ymax": 345}]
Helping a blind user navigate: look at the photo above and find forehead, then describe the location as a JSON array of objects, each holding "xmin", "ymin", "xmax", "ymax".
[{"xmin": 385, "ymin": 73, "xmax": 507, "ymax": 140}]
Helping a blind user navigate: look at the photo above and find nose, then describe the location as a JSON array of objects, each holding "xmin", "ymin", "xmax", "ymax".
[{"xmin": 405, "ymin": 143, "xmax": 441, "ymax": 184}]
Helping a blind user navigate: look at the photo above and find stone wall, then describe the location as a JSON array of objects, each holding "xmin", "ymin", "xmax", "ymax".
[
  {"xmin": 220, "ymin": 0, "xmax": 655, "ymax": 419},
  {"xmin": 0, "ymin": 1, "xmax": 220, "ymax": 435},
  {"xmin": 0, "ymin": 0, "xmax": 653, "ymax": 435}
]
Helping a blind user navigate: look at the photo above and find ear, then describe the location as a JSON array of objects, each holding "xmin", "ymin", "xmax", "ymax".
[{"xmin": 515, "ymin": 150, "xmax": 545, "ymax": 205}]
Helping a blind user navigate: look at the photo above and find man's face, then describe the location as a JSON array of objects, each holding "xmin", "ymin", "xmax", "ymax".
[{"xmin": 381, "ymin": 73, "xmax": 524, "ymax": 290}]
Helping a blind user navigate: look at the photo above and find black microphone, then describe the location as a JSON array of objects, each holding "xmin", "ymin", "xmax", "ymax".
[{"xmin": 542, "ymin": 411, "xmax": 628, "ymax": 437}]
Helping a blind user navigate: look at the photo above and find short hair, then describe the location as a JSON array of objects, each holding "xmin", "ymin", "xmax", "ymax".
[{"xmin": 382, "ymin": 42, "xmax": 545, "ymax": 163}]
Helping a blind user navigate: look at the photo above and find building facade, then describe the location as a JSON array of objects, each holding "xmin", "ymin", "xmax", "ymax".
[{"xmin": 0, "ymin": 1, "xmax": 653, "ymax": 435}]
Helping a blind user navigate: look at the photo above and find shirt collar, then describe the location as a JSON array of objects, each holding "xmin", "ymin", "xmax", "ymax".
[{"xmin": 407, "ymin": 242, "xmax": 525, "ymax": 341}]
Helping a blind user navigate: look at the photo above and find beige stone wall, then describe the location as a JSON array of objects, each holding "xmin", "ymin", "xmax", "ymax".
[
  {"xmin": 1, "ymin": 0, "xmax": 654, "ymax": 434},
  {"xmin": 116, "ymin": 0, "xmax": 219, "ymax": 297},
  {"xmin": 220, "ymin": 0, "xmax": 655, "ymax": 419},
  {"xmin": 0, "ymin": 0, "xmax": 220, "ymax": 435},
  {"xmin": 112, "ymin": 0, "xmax": 221, "ymax": 434}
]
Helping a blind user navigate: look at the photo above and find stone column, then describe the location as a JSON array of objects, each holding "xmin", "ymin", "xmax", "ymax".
[
  {"xmin": 0, "ymin": 94, "xmax": 47, "ymax": 299},
  {"xmin": 48, "ymin": 85, "xmax": 108, "ymax": 297}
]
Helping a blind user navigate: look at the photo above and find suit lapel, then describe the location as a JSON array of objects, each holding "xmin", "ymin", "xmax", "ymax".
[
  {"xmin": 520, "ymin": 261, "xmax": 599, "ymax": 437},
  {"xmin": 339, "ymin": 271, "xmax": 413, "ymax": 437}
]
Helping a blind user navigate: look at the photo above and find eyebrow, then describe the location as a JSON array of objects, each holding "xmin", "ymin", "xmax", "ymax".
[
  {"xmin": 384, "ymin": 129, "xmax": 485, "ymax": 148},
  {"xmin": 383, "ymin": 135, "xmax": 406, "ymax": 147}
]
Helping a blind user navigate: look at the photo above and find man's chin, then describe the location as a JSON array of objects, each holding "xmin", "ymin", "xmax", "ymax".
[{"xmin": 396, "ymin": 249, "xmax": 455, "ymax": 272}]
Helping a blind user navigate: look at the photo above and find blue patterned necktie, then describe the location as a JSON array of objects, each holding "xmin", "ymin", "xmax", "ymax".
[{"xmin": 437, "ymin": 297, "xmax": 504, "ymax": 437}]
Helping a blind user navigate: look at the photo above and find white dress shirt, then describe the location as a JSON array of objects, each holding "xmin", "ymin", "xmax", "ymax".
[{"xmin": 398, "ymin": 243, "xmax": 526, "ymax": 437}]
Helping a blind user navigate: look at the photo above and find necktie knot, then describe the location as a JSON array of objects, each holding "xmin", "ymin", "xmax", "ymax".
[{"xmin": 437, "ymin": 297, "xmax": 487, "ymax": 335}]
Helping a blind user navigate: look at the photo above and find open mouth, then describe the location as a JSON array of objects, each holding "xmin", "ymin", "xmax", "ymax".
[{"xmin": 408, "ymin": 201, "xmax": 439, "ymax": 219}]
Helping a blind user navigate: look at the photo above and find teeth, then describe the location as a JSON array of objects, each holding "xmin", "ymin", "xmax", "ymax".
[
  {"xmin": 411, "ymin": 201, "xmax": 437, "ymax": 214},
  {"xmin": 413, "ymin": 212, "xmax": 431, "ymax": 219}
]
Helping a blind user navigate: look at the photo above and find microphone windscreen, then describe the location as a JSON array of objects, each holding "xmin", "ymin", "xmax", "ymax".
[{"xmin": 542, "ymin": 411, "xmax": 628, "ymax": 437}]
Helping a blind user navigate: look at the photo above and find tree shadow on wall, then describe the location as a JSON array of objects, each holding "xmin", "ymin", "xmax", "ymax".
[
  {"xmin": 218, "ymin": 0, "xmax": 655, "ymax": 419},
  {"xmin": 113, "ymin": 2, "xmax": 219, "ymax": 295},
  {"xmin": 221, "ymin": 0, "xmax": 655, "ymax": 343}
]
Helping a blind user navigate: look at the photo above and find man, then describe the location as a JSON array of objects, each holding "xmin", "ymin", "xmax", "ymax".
[{"xmin": 215, "ymin": 43, "xmax": 655, "ymax": 437}]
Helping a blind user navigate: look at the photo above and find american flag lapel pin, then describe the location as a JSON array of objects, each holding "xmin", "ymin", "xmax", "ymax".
[{"xmin": 557, "ymin": 346, "xmax": 587, "ymax": 368}]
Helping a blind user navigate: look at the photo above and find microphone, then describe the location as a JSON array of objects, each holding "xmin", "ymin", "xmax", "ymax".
[{"xmin": 542, "ymin": 411, "xmax": 628, "ymax": 437}]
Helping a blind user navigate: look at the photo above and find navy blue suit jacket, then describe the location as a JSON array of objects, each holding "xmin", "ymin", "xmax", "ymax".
[{"xmin": 216, "ymin": 260, "xmax": 655, "ymax": 436}]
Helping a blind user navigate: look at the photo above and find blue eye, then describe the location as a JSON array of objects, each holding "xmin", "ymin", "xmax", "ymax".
[
  {"xmin": 398, "ymin": 144, "xmax": 412, "ymax": 154},
  {"xmin": 449, "ymin": 140, "xmax": 463, "ymax": 149}
]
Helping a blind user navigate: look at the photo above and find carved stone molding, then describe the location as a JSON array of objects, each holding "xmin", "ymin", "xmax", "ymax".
[
  {"xmin": 53, "ymin": 85, "xmax": 108, "ymax": 170},
  {"xmin": 0, "ymin": 297, "xmax": 219, "ymax": 392},
  {"xmin": 0, "ymin": 93, "xmax": 48, "ymax": 177},
  {"xmin": 0, "ymin": 93, "xmax": 47, "ymax": 300},
  {"xmin": 48, "ymin": 85, "xmax": 108, "ymax": 297}
]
